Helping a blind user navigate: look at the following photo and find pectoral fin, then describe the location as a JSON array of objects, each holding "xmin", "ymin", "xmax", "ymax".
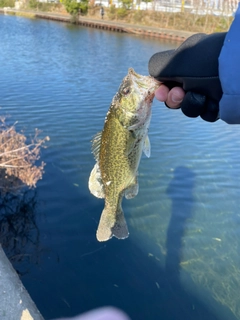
[
  {"xmin": 88, "ymin": 162, "xmax": 105, "ymax": 199},
  {"xmin": 143, "ymin": 135, "xmax": 151, "ymax": 158},
  {"xmin": 125, "ymin": 130, "xmax": 137, "ymax": 155}
]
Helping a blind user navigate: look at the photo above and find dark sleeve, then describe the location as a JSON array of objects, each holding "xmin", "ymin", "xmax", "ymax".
[{"xmin": 219, "ymin": 4, "xmax": 240, "ymax": 124}]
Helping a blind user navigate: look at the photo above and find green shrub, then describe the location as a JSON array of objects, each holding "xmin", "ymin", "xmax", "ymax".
[
  {"xmin": 79, "ymin": 1, "xmax": 88, "ymax": 15},
  {"xmin": 107, "ymin": 5, "xmax": 116, "ymax": 20},
  {"xmin": 0, "ymin": 0, "xmax": 15, "ymax": 8},
  {"xmin": 28, "ymin": 0, "xmax": 38, "ymax": 9},
  {"xmin": 121, "ymin": 0, "xmax": 132, "ymax": 9},
  {"xmin": 60, "ymin": 0, "xmax": 88, "ymax": 15},
  {"xmin": 28, "ymin": 0, "xmax": 61, "ymax": 12},
  {"xmin": 116, "ymin": 7, "xmax": 128, "ymax": 19},
  {"xmin": 109, "ymin": 5, "xmax": 116, "ymax": 13}
]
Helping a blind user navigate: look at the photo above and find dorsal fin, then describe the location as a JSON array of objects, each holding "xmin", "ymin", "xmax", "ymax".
[{"xmin": 91, "ymin": 132, "xmax": 102, "ymax": 161}]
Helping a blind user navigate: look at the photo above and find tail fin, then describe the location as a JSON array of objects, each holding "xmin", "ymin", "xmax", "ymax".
[{"xmin": 96, "ymin": 205, "xmax": 129, "ymax": 242}]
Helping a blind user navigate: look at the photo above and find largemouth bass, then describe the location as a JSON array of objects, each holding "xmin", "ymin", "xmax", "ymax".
[{"xmin": 89, "ymin": 68, "xmax": 159, "ymax": 242}]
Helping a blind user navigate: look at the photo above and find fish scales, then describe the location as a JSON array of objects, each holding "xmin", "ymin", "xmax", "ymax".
[
  {"xmin": 89, "ymin": 68, "xmax": 160, "ymax": 242},
  {"xmin": 101, "ymin": 111, "xmax": 137, "ymax": 198}
]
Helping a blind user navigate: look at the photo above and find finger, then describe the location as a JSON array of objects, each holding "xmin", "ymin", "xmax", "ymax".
[
  {"xmin": 154, "ymin": 84, "xmax": 169, "ymax": 102},
  {"xmin": 166, "ymin": 87, "xmax": 185, "ymax": 109}
]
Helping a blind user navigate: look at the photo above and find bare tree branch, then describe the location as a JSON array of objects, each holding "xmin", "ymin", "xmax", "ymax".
[{"xmin": 0, "ymin": 118, "xmax": 49, "ymax": 192}]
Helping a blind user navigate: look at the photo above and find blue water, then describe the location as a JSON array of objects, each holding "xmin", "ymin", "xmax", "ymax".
[{"xmin": 1, "ymin": 14, "xmax": 240, "ymax": 320}]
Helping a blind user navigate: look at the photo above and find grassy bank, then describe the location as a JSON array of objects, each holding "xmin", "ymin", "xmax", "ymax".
[
  {"xmin": 88, "ymin": 6, "xmax": 233, "ymax": 33},
  {"xmin": 0, "ymin": 0, "xmax": 232, "ymax": 33},
  {"xmin": 7, "ymin": 10, "xmax": 36, "ymax": 18}
]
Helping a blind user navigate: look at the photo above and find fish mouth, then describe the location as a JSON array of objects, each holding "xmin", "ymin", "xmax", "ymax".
[{"xmin": 128, "ymin": 68, "xmax": 160, "ymax": 91}]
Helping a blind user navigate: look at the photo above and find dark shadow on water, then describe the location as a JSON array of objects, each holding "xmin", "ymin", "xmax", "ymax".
[
  {"xmin": 0, "ymin": 189, "xmax": 41, "ymax": 276},
  {"xmin": 165, "ymin": 166, "xmax": 195, "ymax": 282}
]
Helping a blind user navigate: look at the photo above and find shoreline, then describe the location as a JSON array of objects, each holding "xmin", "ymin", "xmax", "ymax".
[
  {"xmin": 0, "ymin": 8, "xmax": 195, "ymax": 41},
  {"xmin": 0, "ymin": 245, "xmax": 44, "ymax": 320}
]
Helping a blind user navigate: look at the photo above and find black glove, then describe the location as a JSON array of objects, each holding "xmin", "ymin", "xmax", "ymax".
[{"xmin": 148, "ymin": 32, "xmax": 226, "ymax": 122}]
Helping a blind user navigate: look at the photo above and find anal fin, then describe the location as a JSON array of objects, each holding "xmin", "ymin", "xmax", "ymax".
[{"xmin": 125, "ymin": 176, "xmax": 139, "ymax": 199}]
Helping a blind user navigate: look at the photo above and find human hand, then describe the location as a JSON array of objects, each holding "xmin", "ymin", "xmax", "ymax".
[
  {"xmin": 149, "ymin": 32, "xmax": 226, "ymax": 122},
  {"xmin": 154, "ymin": 85, "xmax": 185, "ymax": 109}
]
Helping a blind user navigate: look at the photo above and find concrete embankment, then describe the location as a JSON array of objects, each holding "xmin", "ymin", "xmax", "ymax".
[
  {"xmin": 0, "ymin": 8, "xmax": 194, "ymax": 41},
  {"xmin": 0, "ymin": 245, "xmax": 44, "ymax": 320}
]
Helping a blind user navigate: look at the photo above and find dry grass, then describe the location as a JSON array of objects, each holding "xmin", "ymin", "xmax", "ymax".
[{"xmin": 88, "ymin": 6, "xmax": 233, "ymax": 33}]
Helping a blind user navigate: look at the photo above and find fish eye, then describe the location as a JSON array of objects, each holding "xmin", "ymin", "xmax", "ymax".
[{"xmin": 122, "ymin": 87, "xmax": 130, "ymax": 95}]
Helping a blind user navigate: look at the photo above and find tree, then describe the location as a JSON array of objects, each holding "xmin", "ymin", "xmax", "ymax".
[
  {"xmin": 60, "ymin": 0, "xmax": 88, "ymax": 16},
  {"xmin": 121, "ymin": 0, "xmax": 133, "ymax": 9}
]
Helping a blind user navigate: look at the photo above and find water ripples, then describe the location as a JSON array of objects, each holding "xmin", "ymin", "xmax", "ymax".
[{"xmin": 1, "ymin": 14, "xmax": 240, "ymax": 320}]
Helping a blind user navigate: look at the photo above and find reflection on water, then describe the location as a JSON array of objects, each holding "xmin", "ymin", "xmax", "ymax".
[
  {"xmin": 0, "ymin": 13, "xmax": 240, "ymax": 320},
  {"xmin": 0, "ymin": 189, "xmax": 41, "ymax": 276}
]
